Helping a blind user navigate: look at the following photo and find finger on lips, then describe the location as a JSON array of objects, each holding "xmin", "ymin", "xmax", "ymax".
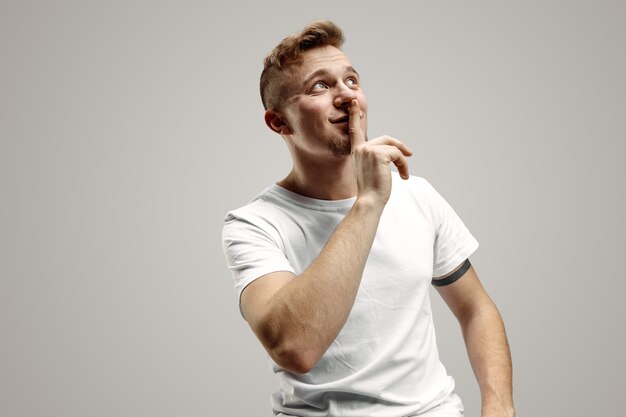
[
  {"xmin": 348, "ymin": 102, "xmax": 412, "ymax": 179},
  {"xmin": 349, "ymin": 99, "xmax": 364, "ymax": 148}
]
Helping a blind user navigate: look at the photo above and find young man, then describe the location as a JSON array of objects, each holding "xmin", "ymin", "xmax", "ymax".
[{"xmin": 222, "ymin": 20, "xmax": 515, "ymax": 417}]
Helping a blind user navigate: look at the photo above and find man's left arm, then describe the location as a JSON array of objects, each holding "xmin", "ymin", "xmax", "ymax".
[{"xmin": 434, "ymin": 262, "xmax": 516, "ymax": 417}]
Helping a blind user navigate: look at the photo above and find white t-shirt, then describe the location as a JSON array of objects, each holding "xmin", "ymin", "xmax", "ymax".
[{"xmin": 222, "ymin": 173, "xmax": 479, "ymax": 417}]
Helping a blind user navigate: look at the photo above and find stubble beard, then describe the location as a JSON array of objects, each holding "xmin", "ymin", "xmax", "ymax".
[
  {"xmin": 329, "ymin": 136, "xmax": 351, "ymax": 157},
  {"xmin": 329, "ymin": 134, "xmax": 368, "ymax": 157}
]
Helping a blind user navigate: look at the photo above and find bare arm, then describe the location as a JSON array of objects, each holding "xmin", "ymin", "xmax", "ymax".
[
  {"xmin": 242, "ymin": 100, "xmax": 412, "ymax": 373},
  {"xmin": 435, "ymin": 265, "xmax": 515, "ymax": 417},
  {"xmin": 242, "ymin": 197, "xmax": 384, "ymax": 373}
]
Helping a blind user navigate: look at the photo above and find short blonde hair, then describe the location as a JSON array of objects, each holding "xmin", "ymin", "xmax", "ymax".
[{"xmin": 260, "ymin": 20, "xmax": 344, "ymax": 110}]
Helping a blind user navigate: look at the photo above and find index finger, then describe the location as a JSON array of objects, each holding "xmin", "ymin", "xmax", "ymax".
[{"xmin": 349, "ymin": 99, "xmax": 365, "ymax": 150}]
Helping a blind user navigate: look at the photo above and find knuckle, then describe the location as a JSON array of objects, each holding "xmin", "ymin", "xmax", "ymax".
[{"xmin": 356, "ymin": 146, "xmax": 379, "ymax": 159}]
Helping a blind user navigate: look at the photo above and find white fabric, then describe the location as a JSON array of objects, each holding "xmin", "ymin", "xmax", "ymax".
[{"xmin": 222, "ymin": 174, "xmax": 479, "ymax": 417}]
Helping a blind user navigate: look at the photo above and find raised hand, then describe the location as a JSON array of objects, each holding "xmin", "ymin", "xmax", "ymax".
[{"xmin": 349, "ymin": 99, "xmax": 413, "ymax": 205}]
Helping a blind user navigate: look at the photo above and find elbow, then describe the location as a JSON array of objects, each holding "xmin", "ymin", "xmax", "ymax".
[
  {"xmin": 269, "ymin": 341, "xmax": 319, "ymax": 374},
  {"xmin": 256, "ymin": 309, "xmax": 321, "ymax": 374}
]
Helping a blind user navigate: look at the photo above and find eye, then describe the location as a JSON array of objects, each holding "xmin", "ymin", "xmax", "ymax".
[
  {"xmin": 311, "ymin": 81, "xmax": 328, "ymax": 91},
  {"xmin": 346, "ymin": 77, "xmax": 358, "ymax": 87}
]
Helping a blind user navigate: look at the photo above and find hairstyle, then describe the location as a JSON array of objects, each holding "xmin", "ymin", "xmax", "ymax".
[{"xmin": 260, "ymin": 20, "xmax": 345, "ymax": 110}]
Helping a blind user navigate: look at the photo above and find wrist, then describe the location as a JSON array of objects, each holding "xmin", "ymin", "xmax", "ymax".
[
  {"xmin": 482, "ymin": 399, "xmax": 515, "ymax": 417},
  {"xmin": 354, "ymin": 193, "xmax": 387, "ymax": 214}
]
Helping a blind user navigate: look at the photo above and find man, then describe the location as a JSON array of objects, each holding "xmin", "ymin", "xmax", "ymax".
[{"xmin": 222, "ymin": 20, "xmax": 514, "ymax": 417}]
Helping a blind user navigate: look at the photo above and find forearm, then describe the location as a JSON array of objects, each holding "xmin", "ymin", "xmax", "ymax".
[
  {"xmin": 460, "ymin": 303, "xmax": 515, "ymax": 417},
  {"xmin": 264, "ymin": 197, "xmax": 384, "ymax": 370}
]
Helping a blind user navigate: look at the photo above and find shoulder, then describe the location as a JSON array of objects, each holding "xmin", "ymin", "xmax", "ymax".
[
  {"xmin": 388, "ymin": 173, "xmax": 450, "ymax": 225},
  {"xmin": 390, "ymin": 172, "xmax": 440, "ymax": 205},
  {"xmin": 222, "ymin": 187, "xmax": 284, "ymax": 242},
  {"xmin": 222, "ymin": 184, "xmax": 316, "ymax": 250},
  {"xmin": 223, "ymin": 185, "xmax": 283, "ymax": 225}
]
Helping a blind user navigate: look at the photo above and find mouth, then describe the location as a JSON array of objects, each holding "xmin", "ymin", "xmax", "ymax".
[{"xmin": 330, "ymin": 114, "xmax": 349, "ymax": 124}]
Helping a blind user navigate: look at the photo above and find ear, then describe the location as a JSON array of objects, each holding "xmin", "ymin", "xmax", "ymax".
[{"xmin": 265, "ymin": 109, "xmax": 292, "ymax": 135}]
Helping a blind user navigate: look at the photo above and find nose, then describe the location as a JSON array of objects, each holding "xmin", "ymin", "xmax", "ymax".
[{"xmin": 333, "ymin": 82, "xmax": 357, "ymax": 108}]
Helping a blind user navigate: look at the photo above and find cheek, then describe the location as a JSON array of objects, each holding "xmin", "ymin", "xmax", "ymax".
[{"xmin": 300, "ymin": 104, "xmax": 327, "ymax": 127}]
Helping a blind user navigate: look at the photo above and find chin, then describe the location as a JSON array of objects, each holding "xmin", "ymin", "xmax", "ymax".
[{"xmin": 329, "ymin": 136, "xmax": 351, "ymax": 157}]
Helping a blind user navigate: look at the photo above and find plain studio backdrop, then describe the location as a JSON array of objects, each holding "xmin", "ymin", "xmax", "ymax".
[{"xmin": 1, "ymin": 1, "xmax": 624, "ymax": 416}]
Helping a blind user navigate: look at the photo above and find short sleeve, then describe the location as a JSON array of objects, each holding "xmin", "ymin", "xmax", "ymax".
[
  {"xmin": 423, "ymin": 180, "xmax": 479, "ymax": 278},
  {"xmin": 222, "ymin": 212, "xmax": 295, "ymax": 305}
]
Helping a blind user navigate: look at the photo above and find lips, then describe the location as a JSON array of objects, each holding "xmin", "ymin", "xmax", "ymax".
[{"xmin": 330, "ymin": 114, "xmax": 349, "ymax": 124}]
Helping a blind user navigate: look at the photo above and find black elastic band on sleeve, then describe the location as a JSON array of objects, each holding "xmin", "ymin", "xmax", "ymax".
[{"xmin": 431, "ymin": 259, "xmax": 471, "ymax": 287}]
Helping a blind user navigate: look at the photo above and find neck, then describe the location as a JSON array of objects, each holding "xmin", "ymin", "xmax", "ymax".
[{"xmin": 277, "ymin": 157, "xmax": 357, "ymax": 200}]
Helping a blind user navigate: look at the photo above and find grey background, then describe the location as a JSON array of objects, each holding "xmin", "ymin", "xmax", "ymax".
[{"xmin": 1, "ymin": 1, "xmax": 624, "ymax": 416}]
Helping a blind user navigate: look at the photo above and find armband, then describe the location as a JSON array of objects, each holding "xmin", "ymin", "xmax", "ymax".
[{"xmin": 431, "ymin": 259, "xmax": 471, "ymax": 287}]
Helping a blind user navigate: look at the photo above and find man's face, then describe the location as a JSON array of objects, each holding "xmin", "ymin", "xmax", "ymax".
[{"xmin": 280, "ymin": 45, "xmax": 368, "ymax": 158}]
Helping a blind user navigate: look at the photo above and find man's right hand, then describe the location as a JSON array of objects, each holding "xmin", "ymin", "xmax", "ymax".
[{"xmin": 349, "ymin": 99, "xmax": 413, "ymax": 205}]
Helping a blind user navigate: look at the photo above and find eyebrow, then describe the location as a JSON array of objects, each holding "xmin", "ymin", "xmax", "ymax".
[{"xmin": 302, "ymin": 65, "xmax": 360, "ymax": 87}]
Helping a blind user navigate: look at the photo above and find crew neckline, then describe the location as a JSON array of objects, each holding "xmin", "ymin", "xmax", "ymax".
[{"xmin": 267, "ymin": 184, "xmax": 357, "ymax": 211}]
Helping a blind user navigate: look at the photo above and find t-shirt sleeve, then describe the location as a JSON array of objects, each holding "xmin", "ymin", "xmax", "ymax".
[
  {"xmin": 423, "ymin": 180, "xmax": 479, "ymax": 278},
  {"xmin": 222, "ymin": 211, "xmax": 295, "ymax": 305}
]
